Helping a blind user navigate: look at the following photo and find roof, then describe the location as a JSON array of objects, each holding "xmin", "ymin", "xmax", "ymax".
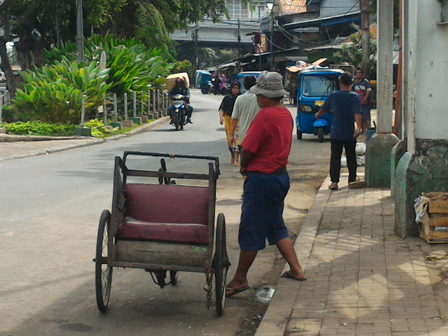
[
  {"xmin": 283, "ymin": 10, "xmax": 361, "ymax": 29},
  {"xmin": 298, "ymin": 68, "xmax": 345, "ymax": 75},
  {"xmin": 218, "ymin": 62, "xmax": 237, "ymax": 69}
]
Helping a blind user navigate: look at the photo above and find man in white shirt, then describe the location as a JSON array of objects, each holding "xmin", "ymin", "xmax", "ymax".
[{"xmin": 228, "ymin": 76, "xmax": 260, "ymax": 148}]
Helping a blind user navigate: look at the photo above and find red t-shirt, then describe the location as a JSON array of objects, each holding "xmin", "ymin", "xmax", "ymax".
[{"xmin": 242, "ymin": 106, "xmax": 293, "ymax": 174}]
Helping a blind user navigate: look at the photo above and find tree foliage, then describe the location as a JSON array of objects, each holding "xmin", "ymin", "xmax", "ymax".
[
  {"xmin": 46, "ymin": 34, "xmax": 176, "ymax": 94},
  {"xmin": 370, "ymin": 0, "xmax": 400, "ymax": 31},
  {"xmin": 1, "ymin": 0, "xmax": 236, "ymax": 71},
  {"xmin": 333, "ymin": 32, "xmax": 377, "ymax": 74},
  {"xmin": 14, "ymin": 60, "xmax": 111, "ymax": 124}
]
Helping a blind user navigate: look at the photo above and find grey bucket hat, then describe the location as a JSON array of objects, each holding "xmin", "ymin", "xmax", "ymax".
[{"xmin": 250, "ymin": 71, "xmax": 288, "ymax": 98}]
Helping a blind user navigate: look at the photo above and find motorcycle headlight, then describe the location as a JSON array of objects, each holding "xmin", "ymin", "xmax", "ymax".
[{"xmin": 300, "ymin": 105, "xmax": 313, "ymax": 113}]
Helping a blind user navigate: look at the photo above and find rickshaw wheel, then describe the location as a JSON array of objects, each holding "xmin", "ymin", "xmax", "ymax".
[
  {"xmin": 170, "ymin": 271, "xmax": 178, "ymax": 286},
  {"xmin": 318, "ymin": 128, "xmax": 325, "ymax": 142},
  {"xmin": 95, "ymin": 209, "xmax": 113, "ymax": 313},
  {"xmin": 296, "ymin": 129, "xmax": 302, "ymax": 140},
  {"xmin": 213, "ymin": 213, "xmax": 230, "ymax": 317}
]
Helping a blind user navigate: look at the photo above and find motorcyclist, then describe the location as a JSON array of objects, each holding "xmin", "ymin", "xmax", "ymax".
[{"xmin": 168, "ymin": 78, "xmax": 193, "ymax": 124}]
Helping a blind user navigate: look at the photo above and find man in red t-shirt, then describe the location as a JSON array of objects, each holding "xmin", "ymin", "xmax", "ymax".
[{"xmin": 226, "ymin": 71, "xmax": 306, "ymax": 297}]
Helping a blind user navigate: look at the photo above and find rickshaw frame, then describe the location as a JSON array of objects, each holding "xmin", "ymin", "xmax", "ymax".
[{"xmin": 94, "ymin": 151, "xmax": 229, "ymax": 316}]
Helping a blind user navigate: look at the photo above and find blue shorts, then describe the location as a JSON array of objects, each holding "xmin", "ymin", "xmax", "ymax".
[
  {"xmin": 361, "ymin": 105, "xmax": 370, "ymax": 122},
  {"xmin": 238, "ymin": 172, "xmax": 290, "ymax": 251}
]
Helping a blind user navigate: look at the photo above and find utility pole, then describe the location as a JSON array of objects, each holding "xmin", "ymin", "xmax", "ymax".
[
  {"xmin": 237, "ymin": 19, "xmax": 241, "ymax": 72},
  {"xmin": 361, "ymin": 0, "xmax": 370, "ymax": 77},
  {"xmin": 270, "ymin": 14, "xmax": 275, "ymax": 71},
  {"xmin": 193, "ymin": 23, "xmax": 199, "ymax": 88},
  {"xmin": 258, "ymin": 6, "xmax": 262, "ymax": 71},
  {"xmin": 76, "ymin": 0, "xmax": 84, "ymax": 63},
  {"xmin": 376, "ymin": 0, "xmax": 393, "ymax": 133}
]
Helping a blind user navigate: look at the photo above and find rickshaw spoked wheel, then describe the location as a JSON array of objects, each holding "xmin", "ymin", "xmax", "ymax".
[
  {"xmin": 213, "ymin": 213, "xmax": 230, "ymax": 317},
  {"xmin": 95, "ymin": 209, "xmax": 113, "ymax": 313}
]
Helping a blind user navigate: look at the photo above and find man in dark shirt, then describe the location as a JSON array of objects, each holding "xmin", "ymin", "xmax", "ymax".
[
  {"xmin": 225, "ymin": 71, "xmax": 306, "ymax": 298},
  {"xmin": 168, "ymin": 78, "xmax": 193, "ymax": 123},
  {"xmin": 315, "ymin": 72, "xmax": 363, "ymax": 190},
  {"xmin": 352, "ymin": 68, "xmax": 372, "ymax": 133}
]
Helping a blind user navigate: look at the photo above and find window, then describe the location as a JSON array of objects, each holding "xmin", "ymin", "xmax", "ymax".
[{"xmin": 302, "ymin": 76, "xmax": 339, "ymax": 97}]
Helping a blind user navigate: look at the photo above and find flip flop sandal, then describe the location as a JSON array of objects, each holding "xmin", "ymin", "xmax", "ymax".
[
  {"xmin": 281, "ymin": 271, "xmax": 307, "ymax": 281},
  {"xmin": 349, "ymin": 179, "xmax": 365, "ymax": 189},
  {"xmin": 225, "ymin": 285, "xmax": 249, "ymax": 297}
]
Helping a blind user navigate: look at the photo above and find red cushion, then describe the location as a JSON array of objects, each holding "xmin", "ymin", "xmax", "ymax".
[
  {"xmin": 125, "ymin": 184, "xmax": 209, "ymax": 225},
  {"xmin": 117, "ymin": 219, "xmax": 208, "ymax": 244}
]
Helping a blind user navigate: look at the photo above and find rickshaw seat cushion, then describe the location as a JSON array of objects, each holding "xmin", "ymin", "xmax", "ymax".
[
  {"xmin": 117, "ymin": 219, "xmax": 208, "ymax": 244},
  {"xmin": 124, "ymin": 183, "xmax": 209, "ymax": 225}
]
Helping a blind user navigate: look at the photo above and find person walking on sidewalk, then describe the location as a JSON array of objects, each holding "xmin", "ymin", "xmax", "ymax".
[
  {"xmin": 219, "ymin": 82, "xmax": 241, "ymax": 165},
  {"xmin": 226, "ymin": 71, "xmax": 306, "ymax": 298},
  {"xmin": 228, "ymin": 75, "xmax": 260, "ymax": 152},
  {"xmin": 352, "ymin": 68, "xmax": 372, "ymax": 133},
  {"xmin": 315, "ymin": 72, "xmax": 363, "ymax": 191}
]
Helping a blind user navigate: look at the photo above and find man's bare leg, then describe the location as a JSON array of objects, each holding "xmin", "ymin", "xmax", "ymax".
[
  {"xmin": 276, "ymin": 238, "xmax": 306, "ymax": 280},
  {"xmin": 226, "ymin": 250, "xmax": 257, "ymax": 292},
  {"xmin": 362, "ymin": 121, "xmax": 368, "ymax": 133}
]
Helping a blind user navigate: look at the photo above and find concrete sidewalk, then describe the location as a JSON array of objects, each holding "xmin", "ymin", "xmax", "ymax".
[{"xmin": 256, "ymin": 173, "xmax": 448, "ymax": 336}]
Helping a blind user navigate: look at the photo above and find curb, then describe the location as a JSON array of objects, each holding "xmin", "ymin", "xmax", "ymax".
[
  {"xmin": 254, "ymin": 175, "xmax": 332, "ymax": 336},
  {"xmin": 0, "ymin": 117, "xmax": 170, "ymax": 161},
  {"xmin": 105, "ymin": 117, "xmax": 170, "ymax": 141},
  {"xmin": 0, "ymin": 134, "xmax": 95, "ymax": 142}
]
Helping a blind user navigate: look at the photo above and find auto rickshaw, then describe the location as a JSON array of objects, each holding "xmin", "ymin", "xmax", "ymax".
[
  {"xmin": 196, "ymin": 70, "xmax": 213, "ymax": 94},
  {"xmin": 295, "ymin": 69, "xmax": 344, "ymax": 142}
]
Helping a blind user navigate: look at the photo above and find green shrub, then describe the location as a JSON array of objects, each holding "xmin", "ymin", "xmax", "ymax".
[
  {"xmin": 84, "ymin": 119, "xmax": 118, "ymax": 138},
  {"xmin": 46, "ymin": 34, "xmax": 175, "ymax": 95},
  {"xmin": 14, "ymin": 60, "xmax": 111, "ymax": 124},
  {"xmin": 5, "ymin": 121, "xmax": 75, "ymax": 136}
]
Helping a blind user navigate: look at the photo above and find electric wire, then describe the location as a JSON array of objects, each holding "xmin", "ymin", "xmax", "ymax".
[{"xmin": 273, "ymin": 1, "xmax": 360, "ymax": 45}]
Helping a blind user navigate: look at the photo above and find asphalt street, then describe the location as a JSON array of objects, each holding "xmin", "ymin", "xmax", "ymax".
[{"xmin": 0, "ymin": 90, "xmax": 330, "ymax": 336}]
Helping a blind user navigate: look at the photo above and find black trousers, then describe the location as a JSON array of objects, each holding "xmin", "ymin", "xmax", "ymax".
[{"xmin": 330, "ymin": 139, "xmax": 357, "ymax": 183}]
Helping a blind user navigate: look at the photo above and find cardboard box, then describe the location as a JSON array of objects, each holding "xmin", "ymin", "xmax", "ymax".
[
  {"xmin": 166, "ymin": 73, "xmax": 190, "ymax": 93},
  {"xmin": 418, "ymin": 192, "xmax": 448, "ymax": 243}
]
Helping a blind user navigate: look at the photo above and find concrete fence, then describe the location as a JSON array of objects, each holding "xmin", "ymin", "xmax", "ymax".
[
  {"xmin": 76, "ymin": 89, "xmax": 169, "ymax": 135},
  {"xmin": 0, "ymin": 91, "xmax": 11, "ymax": 131}
]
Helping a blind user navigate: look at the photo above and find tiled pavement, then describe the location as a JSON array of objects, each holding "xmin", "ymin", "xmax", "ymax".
[{"xmin": 256, "ymin": 173, "xmax": 448, "ymax": 336}]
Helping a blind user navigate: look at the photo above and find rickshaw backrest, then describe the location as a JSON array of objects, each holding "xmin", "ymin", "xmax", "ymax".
[{"xmin": 125, "ymin": 184, "xmax": 209, "ymax": 225}]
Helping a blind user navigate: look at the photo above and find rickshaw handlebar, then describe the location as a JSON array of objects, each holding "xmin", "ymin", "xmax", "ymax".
[{"xmin": 123, "ymin": 151, "xmax": 220, "ymax": 176}]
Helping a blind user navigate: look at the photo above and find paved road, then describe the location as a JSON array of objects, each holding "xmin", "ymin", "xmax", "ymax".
[{"xmin": 0, "ymin": 91, "xmax": 330, "ymax": 336}]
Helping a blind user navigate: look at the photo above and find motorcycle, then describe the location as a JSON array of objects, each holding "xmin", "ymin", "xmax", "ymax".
[{"xmin": 169, "ymin": 94, "xmax": 188, "ymax": 131}]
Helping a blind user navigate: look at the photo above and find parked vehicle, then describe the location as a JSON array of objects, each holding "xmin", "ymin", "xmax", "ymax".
[
  {"xmin": 197, "ymin": 70, "xmax": 213, "ymax": 94},
  {"xmin": 295, "ymin": 69, "xmax": 344, "ymax": 142},
  {"xmin": 94, "ymin": 152, "xmax": 229, "ymax": 316},
  {"xmin": 234, "ymin": 71, "xmax": 262, "ymax": 94},
  {"xmin": 169, "ymin": 94, "xmax": 188, "ymax": 131}
]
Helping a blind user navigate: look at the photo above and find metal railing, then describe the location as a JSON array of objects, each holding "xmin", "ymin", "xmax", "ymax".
[{"xmin": 79, "ymin": 89, "xmax": 170, "ymax": 127}]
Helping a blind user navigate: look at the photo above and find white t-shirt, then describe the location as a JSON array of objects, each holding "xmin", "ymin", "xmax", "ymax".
[{"xmin": 231, "ymin": 91, "xmax": 261, "ymax": 143}]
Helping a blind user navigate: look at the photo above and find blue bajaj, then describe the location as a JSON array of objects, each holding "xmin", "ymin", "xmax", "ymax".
[
  {"xmin": 197, "ymin": 71, "xmax": 212, "ymax": 94},
  {"xmin": 296, "ymin": 69, "xmax": 343, "ymax": 142}
]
